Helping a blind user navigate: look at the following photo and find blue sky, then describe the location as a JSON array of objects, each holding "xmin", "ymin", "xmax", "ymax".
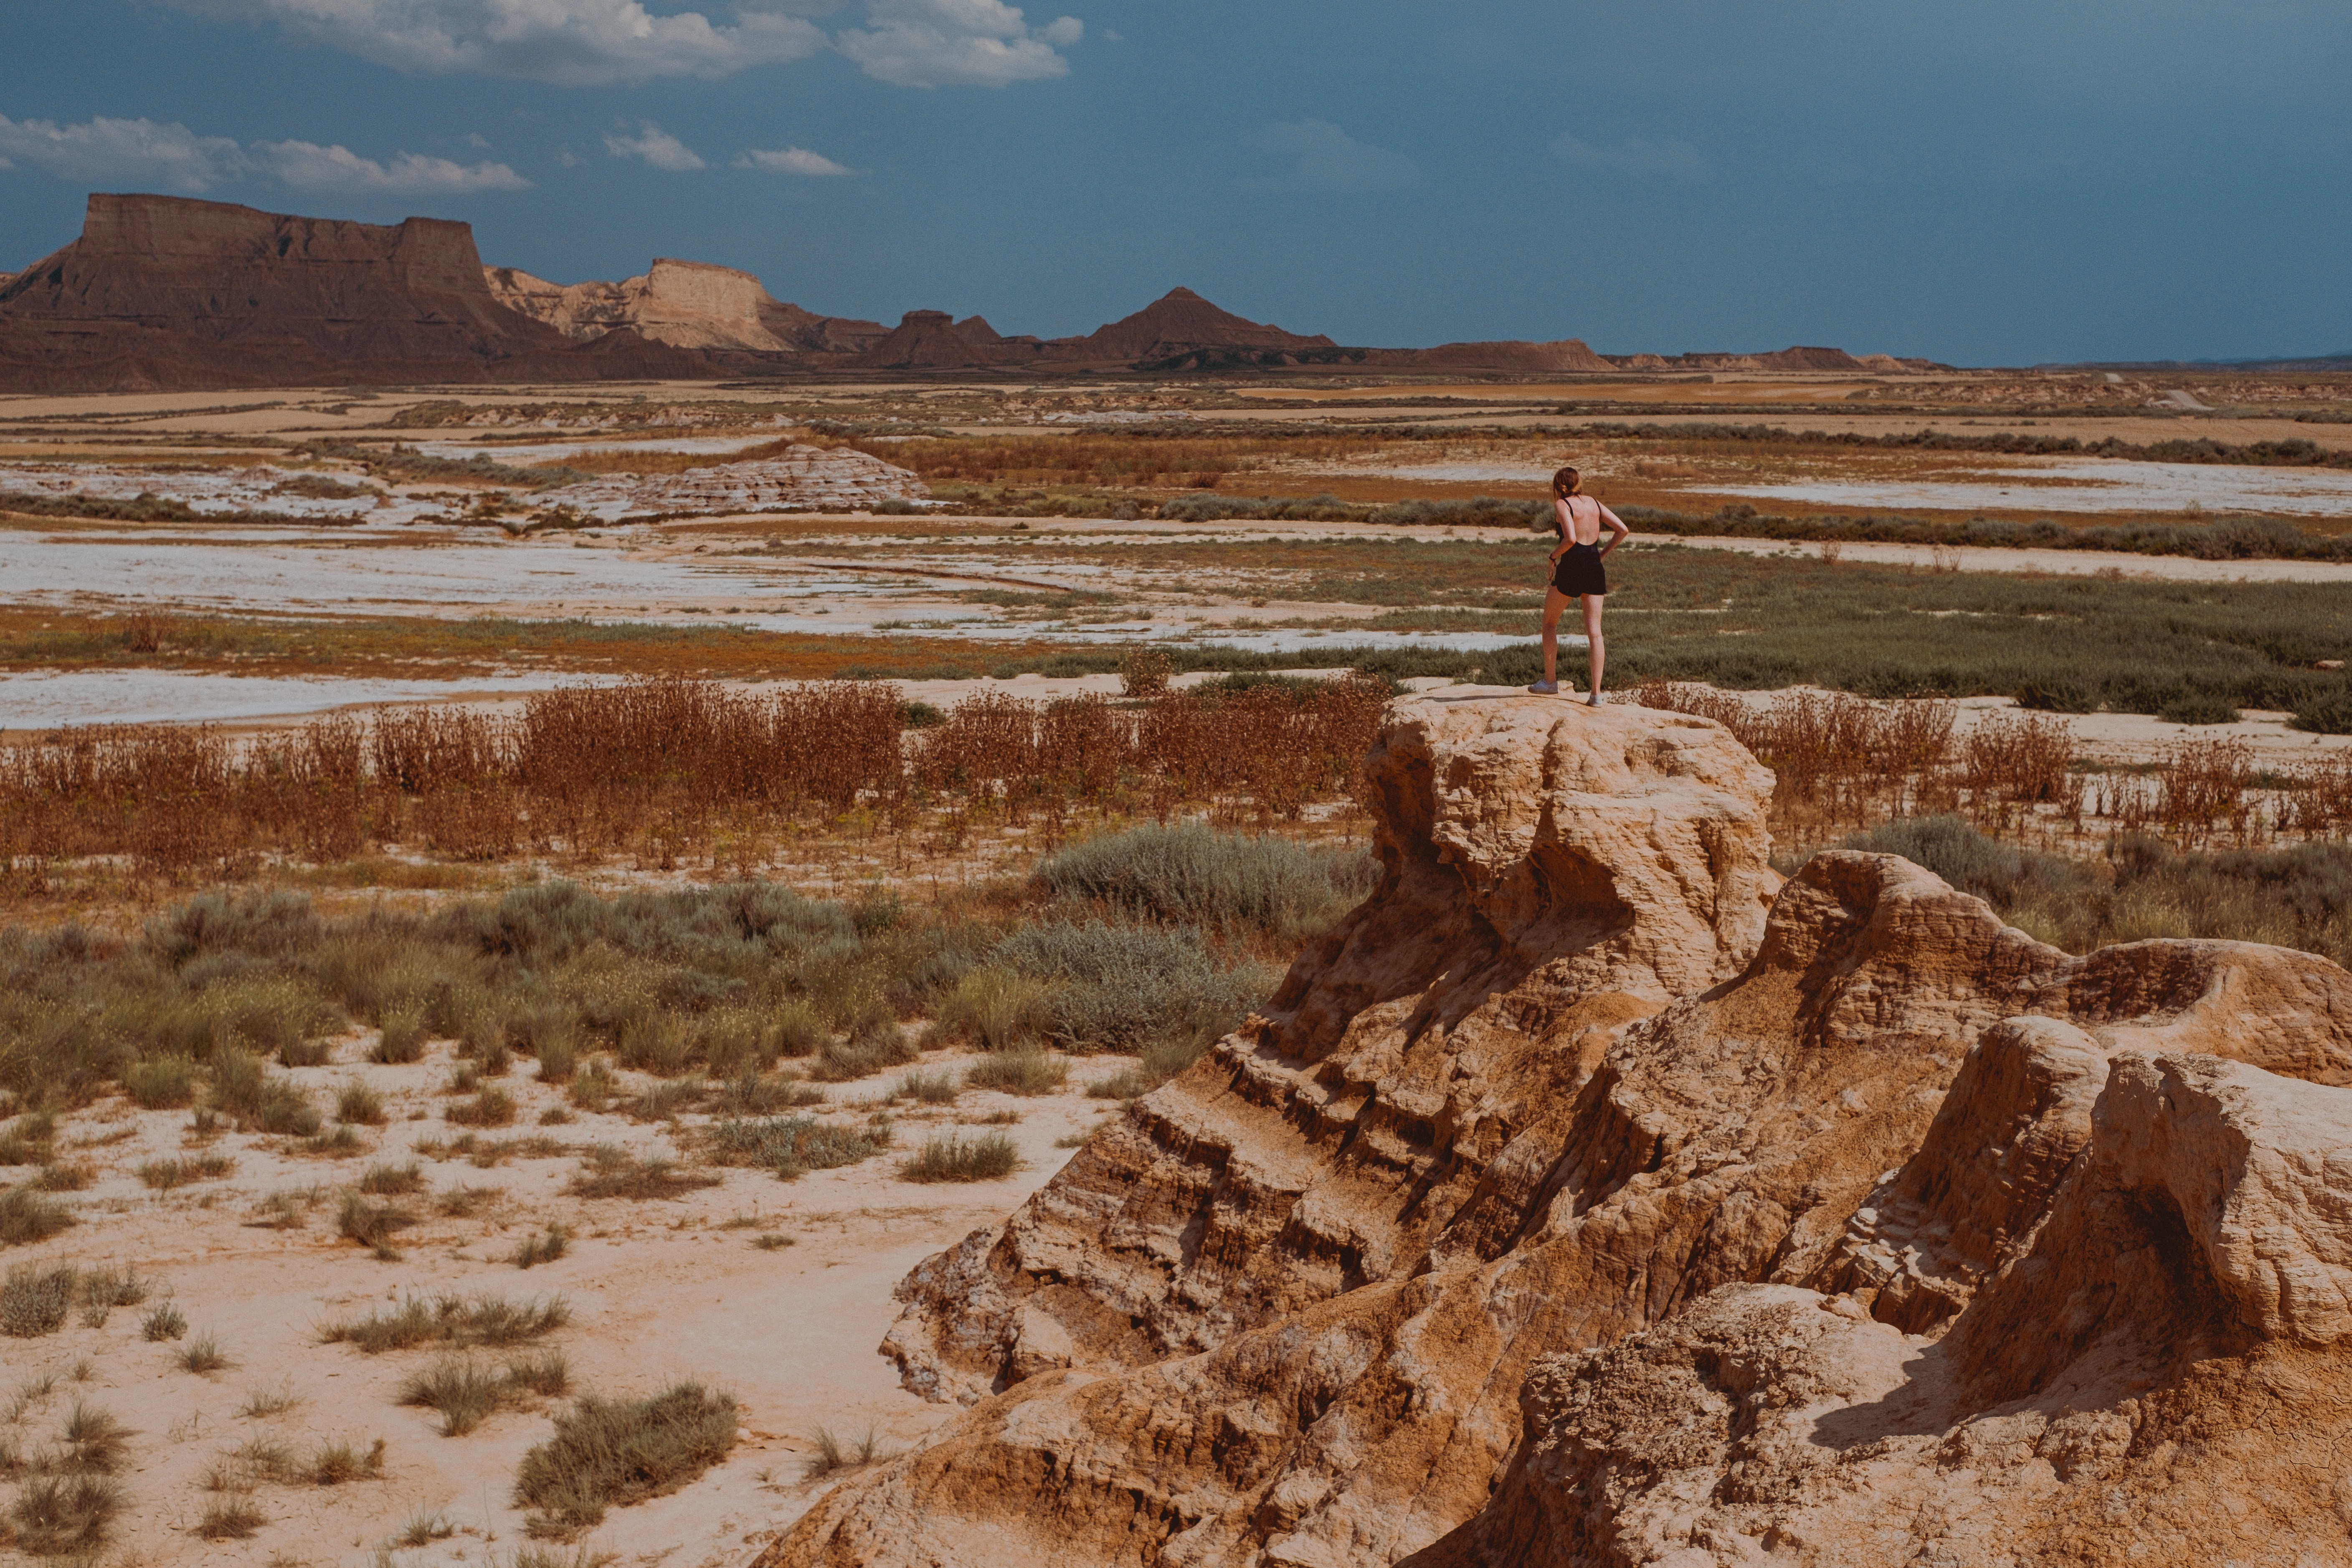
[{"xmin": 3, "ymin": 1, "xmax": 2347, "ymax": 365}]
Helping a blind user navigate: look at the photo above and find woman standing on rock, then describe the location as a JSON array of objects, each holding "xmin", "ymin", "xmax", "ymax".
[{"xmin": 1529, "ymin": 465, "xmax": 1630, "ymax": 703}]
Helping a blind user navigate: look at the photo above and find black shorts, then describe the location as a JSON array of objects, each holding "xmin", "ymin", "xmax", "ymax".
[{"xmin": 1554, "ymin": 543, "xmax": 1607, "ymax": 597}]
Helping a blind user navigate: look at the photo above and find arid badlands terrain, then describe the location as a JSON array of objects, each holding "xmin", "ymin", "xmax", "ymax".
[{"xmin": 5, "ymin": 192, "xmax": 2352, "ymax": 1568}]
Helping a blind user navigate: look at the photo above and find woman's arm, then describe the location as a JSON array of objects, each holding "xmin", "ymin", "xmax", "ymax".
[
  {"xmin": 1549, "ymin": 497, "xmax": 1572, "ymax": 562},
  {"xmin": 1597, "ymin": 502, "xmax": 1632, "ymax": 559}
]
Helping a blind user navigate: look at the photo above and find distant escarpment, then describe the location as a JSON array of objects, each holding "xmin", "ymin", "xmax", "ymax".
[
  {"xmin": 760, "ymin": 695, "xmax": 2352, "ymax": 1568},
  {"xmin": 0, "ymin": 194, "xmax": 709, "ymax": 392}
]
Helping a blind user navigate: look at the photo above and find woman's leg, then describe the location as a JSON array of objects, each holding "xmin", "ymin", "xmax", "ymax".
[
  {"xmin": 1581, "ymin": 593, "xmax": 1606, "ymax": 698},
  {"xmin": 1539, "ymin": 587, "xmax": 1571, "ymax": 686}
]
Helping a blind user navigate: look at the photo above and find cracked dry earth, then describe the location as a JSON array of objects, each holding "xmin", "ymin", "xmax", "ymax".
[{"xmin": 759, "ymin": 692, "xmax": 2352, "ymax": 1568}]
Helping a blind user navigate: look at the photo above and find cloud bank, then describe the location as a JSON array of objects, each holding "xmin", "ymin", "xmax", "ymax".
[
  {"xmin": 1552, "ymin": 133, "xmax": 1706, "ymax": 180},
  {"xmin": 604, "ymin": 123, "xmax": 707, "ymax": 170},
  {"xmin": 175, "ymin": 0, "xmax": 1083, "ymax": 88},
  {"xmin": 1258, "ymin": 120, "xmax": 1417, "ymax": 192},
  {"xmin": 0, "ymin": 113, "xmax": 529, "ymax": 195},
  {"xmin": 736, "ymin": 146, "xmax": 857, "ymax": 175}
]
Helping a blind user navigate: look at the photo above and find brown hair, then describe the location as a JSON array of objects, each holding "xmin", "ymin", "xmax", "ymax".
[{"xmin": 1551, "ymin": 466, "xmax": 1582, "ymax": 500}]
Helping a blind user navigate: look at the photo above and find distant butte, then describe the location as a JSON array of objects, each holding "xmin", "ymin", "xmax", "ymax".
[
  {"xmin": 0, "ymin": 193, "xmax": 1940, "ymax": 389},
  {"xmin": 0, "ymin": 194, "xmax": 708, "ymax": 392}
]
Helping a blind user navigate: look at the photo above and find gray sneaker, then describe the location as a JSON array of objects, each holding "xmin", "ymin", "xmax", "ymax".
[{"xmin": 1526, "ymin": 680, "xmax": 1559, "ymax": 695}]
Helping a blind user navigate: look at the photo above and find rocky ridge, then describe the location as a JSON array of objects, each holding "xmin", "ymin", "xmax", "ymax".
[{"xmin": 762, "ymin": 695, "xmax": 2352, "ymax": 1568}]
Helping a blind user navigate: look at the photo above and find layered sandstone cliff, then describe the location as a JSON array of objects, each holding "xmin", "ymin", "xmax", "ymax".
[
  {"xmin": 762, "ymin": 695, "xmax": 2352, "ymax": 1568},
  {"xmin": 0, "ymin": 194, "xmax": 706, "ymax": 391}
]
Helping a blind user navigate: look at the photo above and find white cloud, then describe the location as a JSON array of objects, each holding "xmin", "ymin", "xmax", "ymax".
[
  {"xmin": 0, "ymin": 112, "xmax": 528, "ymax": 196},
  {"xmin": 0, "ymin": 113, "xmax": 248, "ymax": 192},
  {"xmin": 736, "ymin": 145, "xmax": 856, "ymax": 175},
  {"xmin": 1552, "ymin": 133, "xmax": 1706, "ymax": 180},
  {"xmin": 172, "ymin": 0, "xmax": 825, "ymax": 86},
  {"xmin": 836, "ymin": 0, "xmax": 1080, "ymax": 86},
  {"xmin": 605, "ymin": 123, "xmax": 706, "ymax": 171},
  {"xmin": 1258, "ymin": 119, "xmax": 1417, "ymax": 193},
  {"xmin": 259, "ymin": 140, "xmax": 530, "ymax": 192}
]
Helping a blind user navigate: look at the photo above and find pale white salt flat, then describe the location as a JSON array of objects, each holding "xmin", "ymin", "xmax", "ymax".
[
  {"xmin": 410, "ymin": 434, "xmax": 780, "ymax": 464},
  {"xmin": 0, "ymin": 669, "xmax": 618, "ymax": 729},
  {"xmin": 1713, "ymin": 459, "xmax": 2352, "ymax": 517},
  {"xmin": 0, "ymin": 461, "xmax": 438, "ymax": 522}
]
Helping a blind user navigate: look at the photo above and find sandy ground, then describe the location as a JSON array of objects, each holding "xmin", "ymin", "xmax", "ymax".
[{"xmin": 0, "ymin": 1036, "xmax": 1126, "ymax": 1568}]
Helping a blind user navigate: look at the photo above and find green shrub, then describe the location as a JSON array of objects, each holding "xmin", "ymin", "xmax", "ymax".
[
  {"xmin": 930, "ymin": 967, "xmax": 1047, "ymax": 1053},
  {"xmin": 2157, "ymin": 691, "xmax": 2240, "ymax": 725},
  {"xmin": 1034, "ymin": 823, "xmax": 1377, "ymax": 937},
  {"xmin": 994, "ymin": 922, "xmax": 1274, "ymax": 1056},
  {"xmin": 899, "ymin": 1132, "xmax": 1020, "ymax": 1183},
  {"xmin": 2292, "ymin": 683, "xmax": 2352, "ymax": 735},
  {"xmin": 513, "ymin": 1381, "xmax": 738, "ymax": 1533},
  {"xmin": 963, "ymin": 1049, "xmax": 1067, "ymax": 1097},
  {"xmin": 126, "ymin": 1056, "xmax": 198, "ymax": 1109}
]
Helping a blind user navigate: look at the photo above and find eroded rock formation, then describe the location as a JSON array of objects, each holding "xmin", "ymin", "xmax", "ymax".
[
  {"xmin": 484, "ymin": 257, "xmax": 887, "ymax": 355},
  {"xmin": 761, "ymin": 694, "xmax": 2352, "ymax": 1568},
  {"xmin": 0, "ymin": 194, "xmax": 706, "ymax": 391}
]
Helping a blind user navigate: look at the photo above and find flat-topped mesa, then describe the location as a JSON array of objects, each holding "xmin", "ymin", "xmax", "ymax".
[
  {"xmin": 766, "ymin": 694, "xmax": 2352, "ymax": 1568},
  {"xmin": 881, "ymin": 696, "xmax": 1783, "ymax": 1405},
  {"xmin": 0, "ymin": 193, "xmax": 707, "ymax": 390}
]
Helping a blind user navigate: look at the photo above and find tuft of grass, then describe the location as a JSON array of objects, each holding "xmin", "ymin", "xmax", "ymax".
[
  {"xmin": 336, "ymin": 1080, "xmax": 388, "ymax": 1126},
  {"xmin": 963, "ymin": 1048, "xmax": 1068, "ymax": 1098},
  {"xmin": 239, "ymin": 1384, "xmax": 303, "ymax": 1419},
  {"xmin": 308, "ymin": 1436, "xmax": 386, "ymax": 1484},
  {"xmin": 142, "ymin": 1301, "xmax": 188, "ymax": 1341},
  {"xmin": 702, "ymin": 1117, "xmax": 885, "ymax": 1181},
  {"xmin": 894, "ymin": 1069, "xmax": 960, "ymax": 1105},
  {"xmin": 539, "ymin": 1104, "xmax": 575, "ymax": 1125},
  {"xmin": 512, "ymin": 1224, "xmax": 571, "ymax": 1270},
  {"xmin": 58, "ymin": 1399, "xmax": 129, "ymax": 1472},
  {"xmin": 513, "ymin": 1381, "xmax": 738, "ymax": 1535},
  {"xmin": 435, "ymin": 1183, "xmax": 499, "ymax": 1218},
  {"xmin": 801, "ymin": 1425, "xmax": 888, "ymax": 1482},
  {"xmin": 447, "ymin": 1087, "xmax": 517, "ymax": 1128},
  {"xmin": 336, "ymin": 1191, "xmax": 416, "ymax": 1259},
  {"xmin": 248, "ymin": 1187, "xmax": 322, "ymax": 1230},
  {"xmin": 292, "ymin": 1123, "xmax": 366, "ymax": 1158},
  {"xmin": 2, "ymin": 1265, "xmax": 80, "ymax": 1337},
  {"xmin": 195, "ymin": 1495, "xmax": 268, "ymax": 1540},
  {"xmin": 0, "ymin": 1188, "xmax": 76, "ymax": 1248},
  {"xmin": 506, "ymin": 1349, "xmax": 570, "ymax": 1397},
  {"xmin": 32, "ymin": 1163, "xmax": 93, "ymax": 1193},
  {"xmin": 126, "ymin": 1056, "xmax": 198, "ymax": 1109},
  {"xmin": 179, "ymin": 1333, "xmax": 233, "ymax": 1373},
  {"xmin": 0, "ymin": 1112, "xmax": 58, "ymax": 1167},
  {"xmin": 566, "ymin": 1059, "xmax": 618, "ymax": 1113},
  {"xmin": 12, "ymin": 1472, "xmax": 125, "ymax": 1554},
  {"xmin": 565, "ymin": 1145, "xmax": 719, "ymax": 1201},
  {"xmin": 358, "ymin": 1161, "xmax": 425, "ymax": 1196},
  {"xmin": 320, "ymin": 1292, "xmax": 568, "ymax": 1354},
  {"xmin": 898, "ymin": 1131, "xmax": 1021, "ymax": 1184},
  {"xmin": 372, "ymin": 1004, "xmax": 428, "ymax": 1064},
  {"xmin": 137, "ymin": 1153, "xmax": 236, "ymax": 1190},
  {"xmin": 399, "ymin": 1359, "xmax": 505, "ymax": 1436},
  {"xmin": 626, "ymin": 1077, "xmax": 705, "ymax": 1123},
  {"xmin": 809, "ymin": 1032, "xmax": 919, "ymax": 1083},
  {"xmin": 750, "ymin": 1234, "xmax": 793, "ymax": 1251},
  {"xmin": 76, "ymin": 1265, "xmax": 146, "ymax": 1329},
  {"xmin": 1087, "ymin": 1066, "xmax": 1148, "ymax": 1101},
  {"xmin": 395, "ymin": 1509, "xmax": 458, "ymax": 1547}
]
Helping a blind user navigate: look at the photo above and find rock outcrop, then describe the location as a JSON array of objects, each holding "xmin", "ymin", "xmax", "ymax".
[
  {"xmin": 760, "ymin": 695, "xmax": 2352, "ymax": 1568},
  {"xmin": 0, "ymin": 194, "xmax": 707, "ymax": 391},
  {"xmin": 1364, "ymin": 339, "xmax": 1617, "ymax": 374},
  {"xmin": 484, "ymin": 257, "xmax": 887, "ymax": 355},
  {"xmin": 1047, "ymin": 286, "xmax": 1339, "ymax": 366}
]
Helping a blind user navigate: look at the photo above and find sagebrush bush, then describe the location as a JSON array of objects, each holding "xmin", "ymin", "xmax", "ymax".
[
  {"xmin": 1036, "ymin": 823, "xmax": 1376, "ymax": 938},
  {"xmin": 704, "ymin": 1116, "xmax": 885, "ymax": 1180},
  {"xmin": 994, "ymin": 921, "xmax": 1275, "ymax": 1057},
  {"xmin": 0, "ymin": 1188, "xmax": 74, "ymax": 1249},
  {"xmin": 0, "ymin": 1264, "xmax": 78, "ymax": 1337},
  {"xmin": 962, "ymin": 1049, "xmax": 1067, "ymax": 1097}
]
